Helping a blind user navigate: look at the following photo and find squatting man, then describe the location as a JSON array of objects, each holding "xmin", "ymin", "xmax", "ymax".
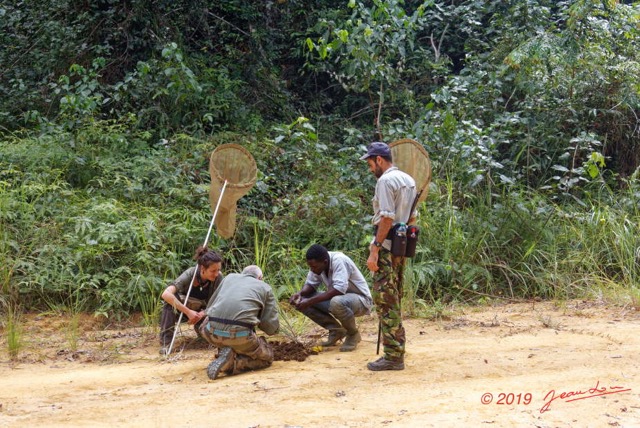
[{"xmin": 289, "ymin": 244, "xmax": 373, "ymax": 352}]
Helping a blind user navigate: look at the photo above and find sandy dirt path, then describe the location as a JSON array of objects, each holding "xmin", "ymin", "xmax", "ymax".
[{"xmin": 1, "ymin": 300, "xmax": 639, "ymax": 427}]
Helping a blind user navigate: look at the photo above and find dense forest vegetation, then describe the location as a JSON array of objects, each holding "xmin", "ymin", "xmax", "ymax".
[{"xmin": 1, "ymin": 0, "xmax": 639, "ymax": 321}]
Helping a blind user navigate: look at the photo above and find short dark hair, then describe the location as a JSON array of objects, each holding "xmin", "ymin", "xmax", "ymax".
[
  {"xmin": 194, "ymin": 246, "xmax": 222, "ymax": 268},
  {"xmin": 306, "ymin": 244, "xmax": 329, "ymax": 262}
]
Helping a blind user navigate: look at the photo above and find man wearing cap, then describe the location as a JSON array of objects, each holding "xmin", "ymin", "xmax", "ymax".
[
  {"xmin": 360, "ymin": 141, "xmax": 417, "ymax": 371},
  {"xmin": 200, "ymin": 265, "xmax": 280, "ymax": 380}
]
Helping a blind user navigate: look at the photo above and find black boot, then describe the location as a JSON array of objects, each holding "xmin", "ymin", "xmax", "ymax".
[{"xmin": 367, "ymin": 357, "xmax": 404, "ymax": 371}]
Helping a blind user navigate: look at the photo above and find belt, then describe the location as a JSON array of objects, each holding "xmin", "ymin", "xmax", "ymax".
[
  {"xmin": 213, "ymin": 328, "xmax": 251, "ymax": 338},
  {"xmin": 208, "ymin": 316, "xmax": 255, "ymax": 330},
  {"xmin": 205, "ymin": 323, "xmax": 252, "ymax": 338}
]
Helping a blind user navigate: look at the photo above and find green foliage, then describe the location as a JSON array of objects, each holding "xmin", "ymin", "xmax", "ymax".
[
  {"xmin": 501, "ymin": 0, "xmax": 640, "ymax": 181},
  {"xmin": 410, "ymin": 173, "xmax": 640, "ymax": 304},
  {"xmin": 3, "ymin": 303, "xmax": 23, "ymax": 360},
  {"xmin": 0, "ymin": 122, "xmax": 221, "ymax": 316},
  {"xmin": 0, "ymin": 0, "xmax": 89, "ymax": 129},
  {"xmin": 1, "ymin": 0, "xmax": 639, "ymax": 317},
  {"xmin": 307, "ymin": 0, "xmax": 429, "ymax": 91},
  {"xmin": 305, "ymin": 0, "xmax": 437, "ymax": 132},
  {"xmin": 133, "ymin": 275, "xmax": 163, "ymax": 328},
  {"xmin": 0, "ymin": 1, "xmax": 301, "ymax": 133},
  {"xmin": 109, "ymin": 43, "xmax": 256, "ymax": 137},
  {"xmin": 53, "ymin": 59, "xmax": 108, "ymax": 127}
]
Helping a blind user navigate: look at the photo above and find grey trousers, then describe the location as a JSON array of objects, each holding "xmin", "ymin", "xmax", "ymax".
[{"xmin": 300, "ymin": 292, "xmax": 371, "ymax": 331}]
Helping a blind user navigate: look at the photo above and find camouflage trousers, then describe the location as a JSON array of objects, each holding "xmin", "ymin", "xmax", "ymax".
[{"xmin": 372, "ymin": 248, "xmax": 405, "ymax": 361}]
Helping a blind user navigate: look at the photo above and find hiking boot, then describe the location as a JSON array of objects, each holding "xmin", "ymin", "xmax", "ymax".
[
  {"xmin": 340, "ymin": 331, "xmax": 361, "ymax": 352},
  {"xmin": 232, "ymin": 354, "xmax": 272, "ymax": 374},
  {"xmin": 319, "ymin": 329, "xmax": 347, "ymax": 346},
  {"xmin": 367, "ymin": 357, "xmax": 404, "ymax": 371},
  {"xmin": 207, "ymin": 347, "xmax": 236, "ymax": 380}
]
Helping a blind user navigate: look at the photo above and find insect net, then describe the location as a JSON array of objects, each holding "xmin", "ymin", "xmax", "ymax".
[
  {"xmin": 209, "ymin": 143, "xmax": 257, "ymax": 239},
  {"xmin": 389, "ymin": 138, "xmax": 432, "ymax": 206}
]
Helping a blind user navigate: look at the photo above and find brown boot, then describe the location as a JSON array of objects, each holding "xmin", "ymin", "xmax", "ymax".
[
  {"xmin": 227, "ymin": 354, "xmax": 272, "ymax": 375},
  {"xmin": 207, "ymin": 347, "xmax": 236, "ymax": 380},
  {"xmin": 367, "ymin": 357, "xmax": 404, "ymax": 371},
  {"xmin": 228, "ymin": 354, "xmax": 249, "ymax": 375},
  {"xmin": 318, "ymin": 329, "xmax": 346, "ymax": 346},
  {"xmin": 243, "ymin": 356, "xmax": 273, "ymax": 371}
]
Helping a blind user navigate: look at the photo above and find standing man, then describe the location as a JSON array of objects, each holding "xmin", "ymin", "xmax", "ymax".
[
  {"xmin": 159, "ymin": 246, "xmax": 223, "ymax": 355},
  {"xmin": 200, "ymin": 265, "xmax": 279, "ymax": 380},
  {"xmin": 360, "ymin": 141, "xmax": 416, "ymax": 371},
  {"xmin": 289, "ymin": 244, "xmax": 373, "ymax": 352}
]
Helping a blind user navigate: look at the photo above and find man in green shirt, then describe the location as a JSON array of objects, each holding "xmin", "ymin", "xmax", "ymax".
[{"xmin": 200, "ymin": 265, "xmax": 280, "ymax": 380}]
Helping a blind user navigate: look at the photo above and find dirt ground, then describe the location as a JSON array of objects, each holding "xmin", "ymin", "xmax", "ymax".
[{"xmin": 1, "ymin": 300, "xmax": 639, "ymax": 428}]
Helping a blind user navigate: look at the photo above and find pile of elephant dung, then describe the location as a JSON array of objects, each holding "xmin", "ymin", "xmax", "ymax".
[{"xmin": 271, "ymin": 340, "xmax": 317, "ymax": 362}]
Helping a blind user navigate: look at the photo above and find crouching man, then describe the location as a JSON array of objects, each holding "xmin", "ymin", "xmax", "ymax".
[
  {"xmin": 289, "ymin": 244, "xmax": 373, "ymax": 352},
  {"xmin": 200, "ymin": 265, "xmax": 279, "ymax": 380}
]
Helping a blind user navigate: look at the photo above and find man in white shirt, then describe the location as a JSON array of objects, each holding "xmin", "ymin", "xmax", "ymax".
[
  {"xmin": 289, "ymin": 244, "xmax": 373, "ymax": 352},
  {"xmin": 361, "ymin": 141, "xmax": 416, "ymax": 371}
]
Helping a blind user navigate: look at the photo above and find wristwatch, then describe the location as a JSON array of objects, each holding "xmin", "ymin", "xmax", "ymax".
[{"xmin": 373, "ymin": 240, "xmax": 382, "ymax": 248}]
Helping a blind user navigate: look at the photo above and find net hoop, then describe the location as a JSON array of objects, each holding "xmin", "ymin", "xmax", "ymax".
[
  {"xmin": 389, "ymin": 138, "xmax": 432, "ymax": 205},
  {"xmin": 208, "ymin": 143, "xmax": 257, "ymax": 238}
]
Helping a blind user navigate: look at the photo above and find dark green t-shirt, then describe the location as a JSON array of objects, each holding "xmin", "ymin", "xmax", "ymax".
[{"xmin": 172, "ymin": 266, "xmax": 223, "ymax": 309}]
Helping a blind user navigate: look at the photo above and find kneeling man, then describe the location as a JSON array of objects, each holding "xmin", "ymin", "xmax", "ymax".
[{"xmin": 200, "ymin": 265, "xmax": 279, "ymax": 380}]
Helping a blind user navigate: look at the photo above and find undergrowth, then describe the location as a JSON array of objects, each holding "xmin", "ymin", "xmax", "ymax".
[{"xmin": 1, "ymin": 123, "xmax": 639, "ymax": 321}]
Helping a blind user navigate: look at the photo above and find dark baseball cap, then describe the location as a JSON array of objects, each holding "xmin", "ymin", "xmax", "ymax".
[{"xmin": 359, "ymin": 142, "xmax": 391, "ymax": 160}]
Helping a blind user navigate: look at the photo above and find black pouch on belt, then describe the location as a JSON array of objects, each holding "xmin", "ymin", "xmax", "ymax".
[
  {"xmin": 389, "ymin": 223, "xmax": 408, "ymax": 257},
  {"xmin": 405, "ymin": 225, "xmax": 420, "ymax": 257}
]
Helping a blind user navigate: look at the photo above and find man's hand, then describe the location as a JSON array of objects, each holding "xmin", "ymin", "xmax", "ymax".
[
  {"xmin": 289, "ymin": 292, "xmax": 302, "ymax": 305},
  {"xmin": 295, "ymin": 298, "xmax": 312, "ymax": 312},
  {"xmin": 369, "ymin": 217, "xmax": 391, "ymax": 272},
  {"xmin": 367, "ymin": 245, "xmax": 380, "ymax": 272},
  {"xmin": 186, "ymin": 310, "xmax": 205, "ymax": 325}
]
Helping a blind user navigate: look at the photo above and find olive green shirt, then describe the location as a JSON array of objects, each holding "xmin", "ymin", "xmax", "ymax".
[
  {"xmin": 206, "ymin": 273, "xmax": 280, "ymax": 335},
  {"xmin": 171, "ymin": 266, "xmax": 223, "ymax": 308}
]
